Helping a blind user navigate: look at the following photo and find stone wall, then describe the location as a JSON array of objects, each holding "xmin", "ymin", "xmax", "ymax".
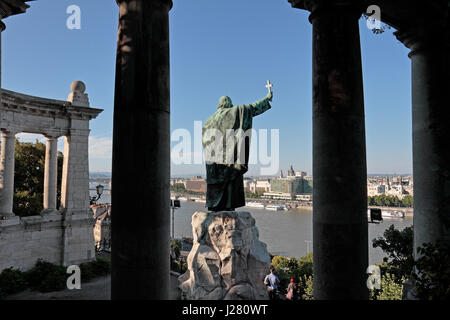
[{"xmin": 0, "ymin": 212, "xmax": 95, "ymax": 272}]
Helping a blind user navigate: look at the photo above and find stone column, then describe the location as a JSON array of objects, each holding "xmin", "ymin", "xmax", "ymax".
[
  {"xmin": 60, "ymin": 128, "xmax": 92, "ymax": 266},
  {"xmin": 0, "ymin": 129, "xmax": 17, "ymax": 217},
  {"xmin": 112, "ymin": 0, "xmax": 172, "ymax": 300},
  {"xmin": 0, "ymin": 23, "xmax": 3, "ymax": 88},
  {"xmin": 42, "ymin": 136, "xmax": 58, "ymax": 213},
  {"xmin": 60, "ymin": 129, "xmax": 90, "ymax": 214},
  {"xmin": 307, "ymin": 3, "xmax": 368, "ymax": 299},
  {"xmin": 395, "ymin": 25, "xmax": 450, "ymax": 252}
]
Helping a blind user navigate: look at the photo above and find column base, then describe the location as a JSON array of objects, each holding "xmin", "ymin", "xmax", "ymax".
[
  {"xmin": 0, "ymin": 212, "xmax": 16, "ymax": 219},
  {"xmin": 0, "ymin": 214, "xmax": 20, "ymax": 226},
  {"xmin": 41, "ymin": 210, "xmax": 63, "ymax": 223},
  {"xmin": 40, "ymin": 208, "xmax": 58, "ymax": 215}
]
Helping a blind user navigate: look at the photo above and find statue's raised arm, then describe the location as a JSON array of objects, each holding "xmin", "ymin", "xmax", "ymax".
[
  {"xmin": 201, "ymin": 81, "xmax": 274, "ymax": 212},
  {"xmin": 247, "ymin": 82, "xmax": 273, "ymax": 117}
]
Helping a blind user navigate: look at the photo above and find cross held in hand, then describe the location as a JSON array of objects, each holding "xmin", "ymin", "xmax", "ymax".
[{"xmin": 266, "ymin": 80, "xmax": 272, "ymax": 93}]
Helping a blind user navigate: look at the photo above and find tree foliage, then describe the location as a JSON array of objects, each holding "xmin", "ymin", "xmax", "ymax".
[
  {"xmin": 370, "ymin": 273, "xmax": 405, "ymax": 300},
  {"xmin": 368, "ymin": 194, "xmax": 413, "ymax": 207},
  {"xmin": 170, "ymin": 183, "xmax": 204, "ymax": 195},
  {"xmin": 412, "ymin": 241, "xmax": 450, "ymax": 300},
  {"xmin": 13, "ymin": 139, "xmax": 63, "ymax": 216},
  {"xmin": 372, "ymin": 225, "xmax": 450, "ymax": 300},
  {"xmin": 372, "ymin": 224, "xmax": 414, "ymax": 282},
  {"xmin": 271, "ymin": 253, "xmax": 313, "ymax": 299}
]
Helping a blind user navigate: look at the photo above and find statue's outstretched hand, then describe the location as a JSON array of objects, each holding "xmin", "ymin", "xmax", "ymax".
[{"xmin": 267, "ymin": 90, "xmax": 273, "ymax": 101}]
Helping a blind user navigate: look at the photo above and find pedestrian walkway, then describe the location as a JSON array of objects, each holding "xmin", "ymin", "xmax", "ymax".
[{"xmin": 5, "ymin": 272, "xmax": 181, "ymax": 300}]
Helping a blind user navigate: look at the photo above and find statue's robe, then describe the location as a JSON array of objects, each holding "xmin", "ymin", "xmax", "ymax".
[{"xmin": 202, "ymin": 96, "xmax": 271, "ymax": 211}]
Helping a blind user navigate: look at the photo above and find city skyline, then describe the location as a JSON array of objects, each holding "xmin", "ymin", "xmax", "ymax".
[{"xmin": 4, "ymin": 0, "xmax": 412, "ymax": 175}]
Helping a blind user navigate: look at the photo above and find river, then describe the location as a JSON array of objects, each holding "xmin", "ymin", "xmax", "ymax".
[{"xmin": 91, "ymin": 190, "xmax": 413, "ymax": 265}]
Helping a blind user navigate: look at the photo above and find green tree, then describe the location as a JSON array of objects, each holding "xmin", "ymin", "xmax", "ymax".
[
  {"xmin": 300, "ymin": 275, "xmax": 313, "ymax": 300},
  {"xmin": 171, "ymin": 183, "xmax": 186, "ymax": 193},
  {"xmin": 370, "ymin": 273, "xmax": 405, "ymax": 300},
  {"xmin": 372, "ymin": 224, "xmax": 414, "ymax": 282},
  {"xmin": 271, "ymin": 253, "xmax": 313, "ymax": 299},
  {"xmin": 13, "ymin": 139, "xmax": 63, "ymax": 217},
  {"xmin": 401, "ymin": 195, "xmax": 413, "ymax": 207},
  {"xmin": 412, "ymin": 241, "xmax": 450, "ymax": 300}
]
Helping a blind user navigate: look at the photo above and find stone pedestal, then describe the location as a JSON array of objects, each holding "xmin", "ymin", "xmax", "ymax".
[{"xmin": 178, "ymin": 211, "xmax": 271, "ymax": 300}]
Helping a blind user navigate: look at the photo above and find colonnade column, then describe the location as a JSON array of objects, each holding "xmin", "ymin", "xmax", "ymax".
[
  {"xmin": 60, "ymin": 129, "xmax": 90, "ymax": 213},
  {"xmin": 42, "ymin": 136, "xmax": 58, "ymax": 213},
  {"xmin": 111, "ymin": 0, "xmax": 172, "ymax": 300},
  {"xmin": 395, "ymin": 25, "xmax": 450, "ymax": 252},
  {"xmin": 0, "ymin": 129, "xmax": 17, "ymax": 217},
  {"xmin": 308, "ymin": 2, "xmax": 368, "ymax": 299}
]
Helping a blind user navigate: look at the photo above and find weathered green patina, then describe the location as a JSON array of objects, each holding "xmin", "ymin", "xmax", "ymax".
[{"xmin": 202, "ymin": 91, "xmax": 273, "ymax": 211}]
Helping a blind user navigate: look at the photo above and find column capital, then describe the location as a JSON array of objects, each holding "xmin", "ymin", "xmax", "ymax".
[
  {"xmin": 289, "ymin": 0, "xmax": 364, "ymax": 21},
  {"xmin": 116, "ymin": 0, "xmax": 173, "ymax": 11},
  {"xmin": 394, "ymin": 21, "xmax": 450, "ymax": 58},
  {"xmin": 0, "ymin": 128, "xmax": 18, "ymax": 136},
  {"xmin": 43, "ymin": 131, "xmax": 62, "ymax": 139},
  {"xmin": 67, "ymin": 128, "xmax": 90, "ymax": 138},
  {"xmin": 43, "ymin": 135, "xmax": 59, "ymax": 140}
]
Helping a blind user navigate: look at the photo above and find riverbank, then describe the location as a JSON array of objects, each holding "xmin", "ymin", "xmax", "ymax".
[{"xmin": 172, "ymin": 192, "xmax": 413, "ymax": 216}]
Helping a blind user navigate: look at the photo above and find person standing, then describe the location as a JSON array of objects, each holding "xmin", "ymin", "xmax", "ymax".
[
  {"xmin": 286, "ymin": 277, "xmax": 298, "ymax": 300},
  {"xmin": 264, "ymin": 267, "xmax": 280, "ymax": 300}
]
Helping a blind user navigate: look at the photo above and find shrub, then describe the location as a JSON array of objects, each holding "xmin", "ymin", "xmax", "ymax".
[
  {"xmin": 24, "ymin": 259, "xmax": 67, "ymax": 293},
  {"xmin": 170, "ymin": 259, "xmax": 187, "ymax": 274},
  {"xmin": 369, "ymin": 273, "xmax": 405, "ymax": 300},
  {"xmin": 271, "ymin": 253, "xmax": 313, "ymax": 297},
  {"xmin": 299, "ymin": 275, "xmax": 313, "ymax": 300},
  {"xmin": 413, "ymin": 241, "xmax": 450, "ymax": 300},
  {"xmin": 296, "ymin": 252, "xmax": 313, "ymax": 278},
  {"xmin": 271, "ymin": 255, "xmax": 294, "ymax": 293},
  {"xmin": 0, "ymin": 268, "xmax": 28, "ymax": 298},
  {"xmin": 372, "ymin": 224, "xmax": 414, "ymax": 282},
  {"xmin": 79, "ymin": 257, "xmax": 111, "ymax": 282}
]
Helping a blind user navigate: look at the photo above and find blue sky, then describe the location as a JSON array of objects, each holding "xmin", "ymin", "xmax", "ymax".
[{"xmin": 3, "ymin": 0, "xmax": 412, "ymax": 176}]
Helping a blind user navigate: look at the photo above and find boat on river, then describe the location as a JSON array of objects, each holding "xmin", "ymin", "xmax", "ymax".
[
  {"xmin": 246, "ymin": 201, "xmax": 265, "ymax": 209},
  {"xmin": 265, "ymin": 204, "xmax": 288, "ymax": 211},
  {"xmin": 367, "ymin": 209, "xmax": 405, "ymax": 219},
  {"xmin": 382, "ymin": 210, "xmax": 405, "ymax": 218}
]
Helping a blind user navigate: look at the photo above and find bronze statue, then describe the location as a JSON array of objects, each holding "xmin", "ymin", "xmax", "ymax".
[{"xmin": 202, "ymin": 81, "xmax": 273, "ymax": 211}]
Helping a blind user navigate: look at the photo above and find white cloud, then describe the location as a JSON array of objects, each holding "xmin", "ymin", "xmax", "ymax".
[
  {"xmin": 89, "ymin": 136, "xmax": 112, "ymax": 159},
  {"xmin": 15, "ymin": 132, "xmax": 46, "ymax": 143}
]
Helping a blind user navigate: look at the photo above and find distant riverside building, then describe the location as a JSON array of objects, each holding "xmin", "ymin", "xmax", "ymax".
[
  {"xmin": 287, "ymin": 165, "xmax": 295, "ymax": 177},
  {"xmin": 266, "ymin": 166, "xmax": 313, "ymax": 199},
  {"xmin": 366, "ymin": 175, "xmax": 413, "ymax": 198},
  {"xmin": 252, "ymin": 180, "xmax": 271, "ymax": 193},
  {"xmin": 296, "ymin": 194, "xmax": 313, "ymax": 201},
  {"xmin": 262, "ymin": 192, "xmax": 293, "ymax": 200},
  {"xmin": 92, "ymin": 204, "xmax": 111, "ymax": 251},
  {"xmin": 243, "ymin": 178, "xmax": 252, "ymax": 192},
  {"xmin": 170, "ymin": 178, "xmax": 186, "ymax": 186},
  {"xmin": 295, "ymin": 171, "xmax": 307, "ymax": 177},
  {"xmin": 185, "ymin": 177, "xmax": 207, "ymax": 193},
  {"xmin": 243, "ymin": 179, "xmax": 271, "ymax": 194},
  {"xmin": 367, "ymin": 184, "xmax": 386, "ymax": 197}
]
